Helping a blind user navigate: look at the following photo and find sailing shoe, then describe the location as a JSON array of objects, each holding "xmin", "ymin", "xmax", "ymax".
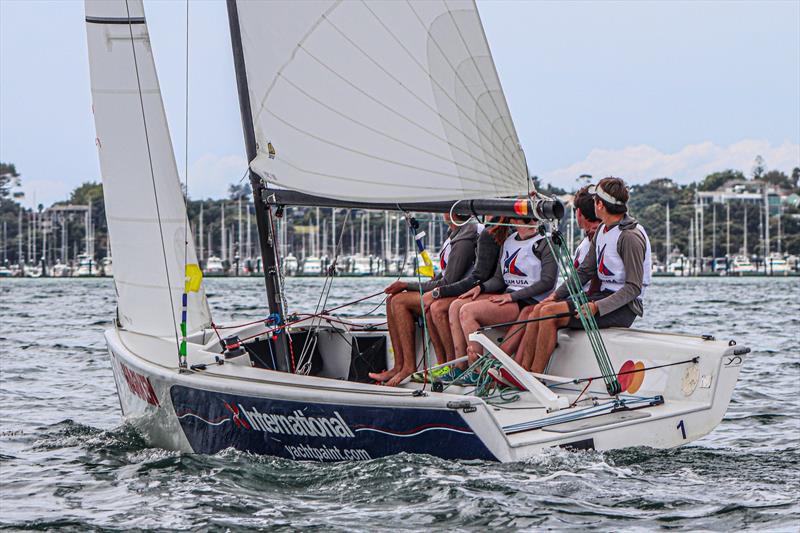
[
  {"xmin": 411, "ymin": 365, "xmax": 452, "ymax": 383},
  {"xmin": 488, "ymin": 367, "xmax": 526, "ymax": 390},
  {"xmin": 440, "ymin": 367, "xmax": 464, "ymax": 384},
  {"xmin": 459, "ymin": 371, "xmax": 481, "ymax": 387}
]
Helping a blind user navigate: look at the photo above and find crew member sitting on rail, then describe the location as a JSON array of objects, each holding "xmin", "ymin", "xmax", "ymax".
[
  {"xmin": 427, "ymin": 216, "xmax": 510, "ymax": 373},
  {"xmin": 457, "ymin": 216, "xmax": 558, "ymax": 366},
  {"xmin": 505, "ymin": 185, "xmax": 601, "ymax": 369},
  {"xmin": 370, "ymin": 213, "xmax": 478, "ymax": 386},
  {"xmin": 522, "ymin": 176, "xmax": 652, "ymax": 375}
]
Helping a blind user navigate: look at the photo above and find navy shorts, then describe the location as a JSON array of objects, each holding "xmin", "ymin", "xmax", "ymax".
[{"xmin": 566, "ymin": 290, "xmax": 637, "ymax": 329}]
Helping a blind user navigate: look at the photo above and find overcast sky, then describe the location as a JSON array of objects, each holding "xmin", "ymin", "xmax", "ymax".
[{"xmin": 1, "ymin": 0, "xmax": 799, "ymax": 208}]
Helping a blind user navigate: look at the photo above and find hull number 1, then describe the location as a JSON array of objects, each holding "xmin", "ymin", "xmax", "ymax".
[{"xmin": 677, "ymin": 419, "xmax": 687, "ymax": 439}]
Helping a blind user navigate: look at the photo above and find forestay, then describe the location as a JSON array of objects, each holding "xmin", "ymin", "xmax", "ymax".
[
  {"xmin": 85, "ymin": 0, "xmax": 211, "ymax": 339},
  {"xmin": 235, "ymin": 0, "xmax": 529, "ymax": 203}
]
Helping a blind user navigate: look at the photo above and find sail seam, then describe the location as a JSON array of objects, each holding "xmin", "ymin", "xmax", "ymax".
[
  {"xmin": 317, "ymin": 11, "xmax": 522, "ymax": 178},
  {"xmin": 442, "ymin": 0, "xmax": 521, "ymax": 167},
  {"xmin": 406, "ymin": 0, "xmax": 525, "ymax": 171},
  {"xmin": 251, "ymin": 0, "xmax": 343, "ymax": 125},
  {"xmin": 274, "ymin": 72, "xmax": 516, "ymax": 185},
  {"xmin": 361, "ymin": 0, "xmax": 523, "ymax": 178},
  {"xmin": 294, "ymin": 44, "xmax": 521, "ymax": 183},
  {"xmin": 266, "ymin": 106, "xmax": 516, "ymax": 190}
]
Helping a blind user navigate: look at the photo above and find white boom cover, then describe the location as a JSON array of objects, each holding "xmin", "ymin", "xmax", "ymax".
[
  {"xmin": 236, "ymin": 0, "xmax": 528, "ymax": 203},
  {"xmin": 85, "ymin": 0, "xmax": 211, "ymax": 338}
]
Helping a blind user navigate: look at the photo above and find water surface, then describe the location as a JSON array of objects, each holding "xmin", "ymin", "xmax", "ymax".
[{"xmin": 1, "ymin": 277, "xmax": 798, "ymax": 531}]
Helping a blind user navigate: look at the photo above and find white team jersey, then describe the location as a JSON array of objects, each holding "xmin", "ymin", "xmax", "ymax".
[
  {"xmin": 501, "ymin": 232, "xmax": 553, "ymax": 301},
  {"xmin": 573, "ymin": 235, "xmax": 592, "ymax": 269},
  {"xmin": 595, "ymin": 223, "xmax": 652, "ymax": 297},
  {"xmin": 573, "ymin": 235, "xmax": 592, "ymax": 292},
  {"xmin": 439, "ymin": 237, "xmax": 451, "ymax": 271}
]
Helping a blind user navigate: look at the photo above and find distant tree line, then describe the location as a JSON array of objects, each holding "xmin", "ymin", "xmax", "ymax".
[{"xmin": 2, "ymin": 160, "xmax": 799, "ymax": 267}]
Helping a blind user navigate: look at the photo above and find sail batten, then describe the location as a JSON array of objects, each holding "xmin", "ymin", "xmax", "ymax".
[{"xmin": 236, "ymin": 0, "xmax": 528, "ymax": 203}]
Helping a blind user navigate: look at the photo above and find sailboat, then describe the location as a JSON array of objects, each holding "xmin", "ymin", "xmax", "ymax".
[{"xmin": 86, "ymin": 0, "xmax": 746, "ymax": 462}]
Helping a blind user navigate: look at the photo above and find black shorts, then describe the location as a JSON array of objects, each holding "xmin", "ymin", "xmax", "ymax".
[
  {"xmin": 566, "ymin": 290, "xmax": 637, "ymax": 329},
  {"xmin": 506, "ymin": 289, "xmax": 541, "ymax": 311},
  {"xmin": 516, "ymin": 298, "xmax": 541, "ymax": 311}
]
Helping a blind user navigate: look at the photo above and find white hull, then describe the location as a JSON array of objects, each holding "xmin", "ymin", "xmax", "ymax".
[{"xmin": 106, "ymin": 319, "xmax": 746, "ymax": 462}]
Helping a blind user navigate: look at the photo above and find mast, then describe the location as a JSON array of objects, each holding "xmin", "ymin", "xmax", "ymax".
[
  {"xmin": 226, "ymin": 0, "xmax": 290, "ymax": 370},
  {"xmin": 665, "ymin": 203, "xmax": 671, "ymax": 265},
  {"xmin": 726, "ymin": 201, "xmax": 730, "ymax": 257}
]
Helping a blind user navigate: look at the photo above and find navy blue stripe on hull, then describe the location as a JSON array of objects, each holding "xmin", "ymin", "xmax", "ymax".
[{"xmin": 170, "ymin": 385, "xmax": 496, "ymax": 462}]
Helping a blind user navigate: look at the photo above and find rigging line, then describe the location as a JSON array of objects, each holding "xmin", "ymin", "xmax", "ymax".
[
  {"xmin": 444, "ymin": 0, "xmax": 523, "ymax": 166},
  {"xmin": 406, "ymin": 0, "xmax": 523, "ymax": 169},
  {"xmin": 180, "ymin": 0, "xmax": 190, "ymax": 370},
  {"xmin": 124, "ymin": 0, "xmax": 180, "ymax": 356},
  {"xmin": 275, "ymin": 74, "xmax": 516, "ymax": 187},
  {"xmin": 323, "ymin": 6, "xmax": 523, "ymax": 177},
  {"xmin": 296, "ymin": 209, "xmax": 351, "ymax": 374},
  {"xmin": 293, "ymin": 44, "xmax": 522, "ymax": 180},
  {"xmin": 266, "ymin": 109, "xmax": 517, "ymax": 189}
]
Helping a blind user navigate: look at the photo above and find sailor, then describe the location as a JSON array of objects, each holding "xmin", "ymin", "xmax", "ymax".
[
  {"xmin": 427, "ymin": 216, "xmax": 510, "ymax": 372},
  {"xmin": 509, "ymin": 185, "xmax": 601, "ymax": 369},
  {"xmin": 369, "ymin": 213, "xmax": 478, "ymax": 386},
  {"xmin": 457, "ymin": 216, "xmax": 558, "ymax": 365},
  {"xmin": 527, "ymin": 176, "xmax": 652, "ymax": 375}
]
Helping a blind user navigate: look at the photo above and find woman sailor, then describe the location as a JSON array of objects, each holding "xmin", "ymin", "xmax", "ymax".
[
  {"xmin": 508, "ymin": 185, "xmax": 601, "ymax": 370},
  {"xmin": 457, "ymin": 216, "xmax": 558, "ymax": 367},
  {"xmin": 425, "ymin": 217, "xmax": 510, "ymax": 376},
  {"xmin": 369, "ymin": 213, "xmax": 478, "ymax": 386}
]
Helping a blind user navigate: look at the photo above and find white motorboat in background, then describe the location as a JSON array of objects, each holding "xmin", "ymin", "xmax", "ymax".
[
  {"xmin": 300, "ymin": 256, "xmax": 323, "ymax": 276},
  {"xmin": 203, "ymin": 256, "xmax": 226, "ymax": 276},
  {"xmin": 730, "ymin": 255, "xmax": 756, "ymax": 274},
  {"xmin": 75, "ymin": 254, "xmax": 97, "ymax": 277}
]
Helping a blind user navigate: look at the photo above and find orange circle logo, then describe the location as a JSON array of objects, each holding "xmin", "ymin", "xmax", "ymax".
[{"xmin": 618, "ymin": 360, "xmax": 645, "ymax": 394}]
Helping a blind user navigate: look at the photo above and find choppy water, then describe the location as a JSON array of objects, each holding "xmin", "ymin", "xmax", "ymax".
[{"xmin": 1, "ymin": 276, "xmax": 798, "ymax": 531}]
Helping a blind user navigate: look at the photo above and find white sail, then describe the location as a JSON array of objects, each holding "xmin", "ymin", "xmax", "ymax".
[
  {"xmin": 236, "ymin": 0, "xmax": 528, "ymax": 203},
  {"xmin": 85, "ymin": 0, "xmax": 211, "ymax": 338}
]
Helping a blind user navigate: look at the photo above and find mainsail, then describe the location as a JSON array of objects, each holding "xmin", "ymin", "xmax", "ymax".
[
  {"xmin": 85, "ymin": 0, "xmax": 211, "ymax": 339},
  {"xmin": 235, "ymin": 0, "xmax": 529, "ymax": 203}
]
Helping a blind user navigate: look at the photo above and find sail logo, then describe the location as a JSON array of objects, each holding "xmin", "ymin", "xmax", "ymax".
[
  {"xmin": 503, "ymin": 249, "xmax": 527, "ymax": 277},
  {"xmin": 120, "ymin": 363, "xmax": 159, "ymax": 407},
  {"xmin": 597, "ymin": 245, "xmax": 615, "ymax": 277},
  {"xmin": 235, "ymin": 405, "xmax": 355, "ymax": 439}
]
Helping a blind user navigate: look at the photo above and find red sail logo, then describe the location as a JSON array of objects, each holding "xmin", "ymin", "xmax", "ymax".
[
  {"xmin": 597, "ymin": 244, "xmax": 615, "ymax": 277},
  {"xmin": 223, "ymin": 402, "xmax": 251, "ymax": 429}
]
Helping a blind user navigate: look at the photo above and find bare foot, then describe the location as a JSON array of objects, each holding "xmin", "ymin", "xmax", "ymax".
[
  {"xmin": 385, "ymin": 368, "xmax": 413, "ymax": 387},
  {"xmin": 368, "ymin": 368, "xmax": 399, "ymax": 382}
]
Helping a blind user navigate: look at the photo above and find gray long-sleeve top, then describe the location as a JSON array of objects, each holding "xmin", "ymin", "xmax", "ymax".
[
  {"xmin": 405, "ymin": 223, "xmax": 478, "ymax": 293},
  {"xmin": 479, "ymin": 234, "xmax": 558, "ymax": 302},
  {"xmin": 437, "ymin": 229, "xmax": 502, "ymax": 298},
  {"xmin": 553, "ymin": 214, "xmax": 646, "ymax": 316}
]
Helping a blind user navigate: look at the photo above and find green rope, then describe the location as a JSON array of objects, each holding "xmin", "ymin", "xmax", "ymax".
[{"xmin": 545, "ymin": 228, "xmax": 621, "ymax": 395}]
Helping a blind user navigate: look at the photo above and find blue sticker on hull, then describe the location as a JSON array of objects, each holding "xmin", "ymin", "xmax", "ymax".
[{"xmin": 170, "ymin": 385, "xmax": 496, "ymax": 462}]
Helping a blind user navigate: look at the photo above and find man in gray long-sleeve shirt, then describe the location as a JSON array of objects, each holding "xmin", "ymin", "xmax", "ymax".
[
  {"xmin": 521, "ymin": 177, "xmax": 652, "ymax": 375},
  {"xmin": 369, "ymin": 215, "xmax": 478, "ymax": 386}
]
